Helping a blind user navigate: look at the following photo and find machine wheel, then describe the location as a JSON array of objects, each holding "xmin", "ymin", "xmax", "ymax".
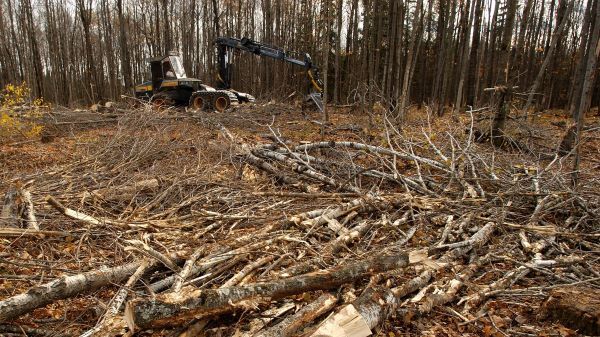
[
  {"xmin": 189, "ymin": 95, "xmax": 206, "ymax": 110},
  {"xmin": 213, "ymin": 95, "xmax": 229, "ymax": 112},
  {"xmin": 150, "ymin": 93, "xmax": 174, "ymax": 111},
  {"xmin": 188, "ymin": 90, "xmax": 238, "ymax": 112}
]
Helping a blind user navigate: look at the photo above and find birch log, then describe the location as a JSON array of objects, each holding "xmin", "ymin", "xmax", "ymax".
[
  {"xmin": 125, "ymin": 252, "xmax": 409, "ymax": 331},
  {"xmin": 0, "ymin": 261, "xmax": 140, "ymax": 321}
]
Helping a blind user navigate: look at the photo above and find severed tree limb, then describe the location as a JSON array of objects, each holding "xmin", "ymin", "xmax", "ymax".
[
  {"xmin": 46, "ymin": 195, "xmax": 104, "ymax": 226},
  {"xmin": 280, "ymin": 220, "xmax": 380, "ymax": 278},
  {"xmin": 299, "ymin": 196, "xmax": 384, "ymax": 231},
  {"xmin": 244, "ymin": 152, "xmax": 312, "ymax": 192},
  {"xmin": 440, "ymin": 222, "xmax": 496, "ymax": 262},
  {"xmin": 230, "ymin": 303, "xmax": 296, "ymax": 337},
  {"xmin": 307, "ymin": 270, "xmax": 432, "ymax": 336},
  {"xmin": 0, "ymin": 261, "xmax": 140, "ymax": 321},
  {"xmin": 125, "ymin": 252, "xmax": 409, "ymax": 331},
  {"xmin": 413, "ymin": 254, "xmax": 492, "ymax": 315},
  {"xmin": 254, "ymin": 148, "xmax": 361, "ymax": 193},
  {"xmin": 2, "ymin": 184, "xmax": 38, "ymax": 230},
  {"xmin": 435, "ymin": 215, "xmax": 455, "ymax": 246},
  {"xmin": 80, "ymin": 260, "xmax": 154, "ymax": 337},
  {"xmin": 178, "ymin": 255, "xmax": 278, "ymax": 336},
  {"xmin": 331, "ymin": 221, "xmax": 373, "ymax": 255},
  {"xmin": 310, "ymin": 221, "xmax": 497, "ymax": 333},
  {"xmin": 172, "ymin": 247, "xmax": 205, "ymax": 292},
  {"xmin": 124, "ymin": 239, "xmax": 180, "ymax": 272},
  {"xmin": 0, "ymin": 324, "xmax": 71, "ymax": 337},
  {"xmin": 347, "ymin": 270, "xmax": 434, "ymax": 331},
  {"xmin": 461, "ymin": 254, "xmax": 583, "ymax": 314},
  {"xmin": 220, "ymin": 125, "xmax": 311, "ymax": 192},
  {"xmin": 222, "ymin": 255, "xmax": 274, "ymax": 288},
  {"xmin": 0, "ymin": 227, "xmax": 72, "ymax": 237},
  {"xmin": 462, "ymin": 265, "xmax": 530, "ymax": 314},
  {"xmin": 257, "ymin": 293, "xmax": 338, "ymax": 337},
  {"xmin": 149, "ymin": 236, "xmax": 289, "ymax": 292},
  {"xmin": 293, "ymin": 141, "xmax": 449, "ymax": 172}
]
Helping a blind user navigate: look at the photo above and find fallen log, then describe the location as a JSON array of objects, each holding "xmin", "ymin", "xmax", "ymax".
[
  {"xmin": 0, "ymin": 261, "xmax": 140, "ymax": 321},
  {"xmin": 257, "ymin": 293, "xmax": 338, "ymax": 337},
  {"xmin": 0, "ymin": 324, "xmax": 70, "ymax": 337},
  {"xmin": 0, "ymin": 227, "xmax": 72, "ymax": 237},
  {"xmin": 310, "ymin": 221, "xmax": 497, "ymax": 335},
  {"xmin": 539, "ymin": 287, "xmax": 600, "ymax": 335},
  {"xmin": 124, "ymin": 252, "xmax": 409, "ymax": 331},
  {"xmin": 80, "ymin": 260, "xmax": 154, "ymax": 337},
  {"xmin": 309, "ymin": 270, "xmax": 433, "ymax": 337},
  {"xmin": 1, "ymin": 183, "xmax": 38, "ymax": 229}
]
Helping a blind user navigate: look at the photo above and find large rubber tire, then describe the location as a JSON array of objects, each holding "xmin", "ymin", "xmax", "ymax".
[
  {"xmin": 150, "ymin": 93, "xmax": 174, "ymax": 111},
  {"xmin": 213, "ymin": 95, "xmax": 229, "ymax": 112},
  {"xmin": 189, "ymin": 95, "xmax": 206, "ymax": 111}
]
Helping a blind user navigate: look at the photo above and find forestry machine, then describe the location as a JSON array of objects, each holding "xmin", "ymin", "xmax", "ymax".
[
  {"xmin": 134, "ymin": 37, "xmax": 324, "ymax": 112},
  {"xmin": 215, "ymin": 37, "xmax": 324, "ymax": 112}
]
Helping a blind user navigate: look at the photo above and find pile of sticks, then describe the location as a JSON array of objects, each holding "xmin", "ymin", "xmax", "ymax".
[{"xmin": 0, "ymin": 109, "xmax": 598, "ymax": 336}]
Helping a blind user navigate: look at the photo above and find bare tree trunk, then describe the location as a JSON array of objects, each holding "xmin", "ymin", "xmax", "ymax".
[
  {"xmin": 333, "ymin": 0, "xmax": 342, "ymax": 104},
  {"xmin": 77, "ymin": 0, "xmax": 101, "ymax": 102},
  {"xmin": 572, "ymin": 0, "xmax": 600, "ymax": 187},
  {"xmin": 398, "ymin": 0, "xmax": 423, "ymax": 120},
  {"xmin": 117, "ymin": 0, "xmax": 133, "ymax": 92},
  {"xmin": 498, "ymin": 0, "xmax": 518, "ymax": 84},
  {"xmin": 322, "ymin": 0, "xmax": 331, "ymax": 126},
  {"xmin": 466, "ymin": 0, "xmax": 483, "ymax": 107},
  {"xmin": 454, "ymin": 0, "xmax": 474, "ymax": 113},
  {"xmin": 22, "ymin": 0, "xmax": 45, "ymax": 98},
  {"xmin": 523, "ymin": 0, "xmax": 573, "ymax": 114}
]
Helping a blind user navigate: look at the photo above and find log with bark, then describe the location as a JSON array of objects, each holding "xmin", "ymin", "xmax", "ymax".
[
  {"xmin": 0, "ymin": 261, "xmax": 141, "ymax": 321},
  {"xmin": 1, "ymin": 182, "xmax": 38, "ymax": 229},
  {"xmin": 124, "ymin": 251, "xmax": 409, "ymax": 331},
  {"xmin": 539, "ymin": 287, "xmax": 600, "ymax": 335}
]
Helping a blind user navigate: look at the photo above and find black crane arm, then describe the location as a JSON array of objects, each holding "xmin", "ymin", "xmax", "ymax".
[{"xmin": 215, "ymin": 37, "xmax": 324, "ymax": 97}]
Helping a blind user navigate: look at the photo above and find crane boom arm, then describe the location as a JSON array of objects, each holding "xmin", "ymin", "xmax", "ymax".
[{"xmin": 215, "ymin": 37, "xmax": 324, "ymax": 97}]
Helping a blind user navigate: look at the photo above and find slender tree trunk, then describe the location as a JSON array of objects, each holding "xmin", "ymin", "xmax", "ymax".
[
  {"xmin": 398, "ymin": 0, "xmax": 423, "ymax": 120},
  {"xmin": 333, "ymin": 0, "xmax": 342, "ymax": 104},
  {"xmin": 118, "ymin": 0, "xmax": 133, "ymax": 91},
  {"xmin": 523, "ymin": 0, "xmax": 573, "ymax": 114},
  {"xmin": 454, "ymin": 0, "xmax": 474, "ymax": 113},
  {"xmin": 22, "ymin": 0, "xmax": 45, "ymax": 98},
  {"xmin": 572, "ymin": 0, "xmax": 600, "ymax": 187},
  {"xmin": 466, "ymin": 0, "xmax": 483, "ymax": 107}
]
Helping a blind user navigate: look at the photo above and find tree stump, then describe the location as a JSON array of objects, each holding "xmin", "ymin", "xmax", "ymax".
[{"xmin": 539, "ymin": 287, "xmax": 600, "ymax": 335}]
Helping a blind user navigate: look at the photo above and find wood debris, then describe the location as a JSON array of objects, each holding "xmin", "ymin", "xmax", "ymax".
[{"xmin": 0, "ymin": 107, "xmax": 598, "ymax": 336}]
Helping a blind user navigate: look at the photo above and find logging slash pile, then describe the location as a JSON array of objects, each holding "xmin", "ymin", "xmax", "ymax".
[{"xmin": 0, "ymin": 105, "xmax": 599, "ymax": 337}]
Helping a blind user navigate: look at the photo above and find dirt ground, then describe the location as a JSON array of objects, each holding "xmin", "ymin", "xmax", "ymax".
[{"xmin": 0, "ymin": 102, "xmax": 599, "ymax": 336}]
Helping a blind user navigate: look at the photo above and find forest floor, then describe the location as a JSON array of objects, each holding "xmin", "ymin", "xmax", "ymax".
[{"xmin": 0, "ymin": 101, "xmax": 599, "ymax": 337}]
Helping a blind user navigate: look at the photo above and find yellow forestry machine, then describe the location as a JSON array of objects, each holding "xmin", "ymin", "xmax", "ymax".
[{"xmin": 134, "ymin": 37, "xmax": 324, "ymax": 112}]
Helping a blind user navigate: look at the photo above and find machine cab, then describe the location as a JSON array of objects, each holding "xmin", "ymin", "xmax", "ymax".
[
  {"xmin": 135, "ymin": 52, "xmax": 203, "ymax": 104},
  {"xmin": 149, "ymin": 52, "xmax": 188, "ymax": 92}
]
